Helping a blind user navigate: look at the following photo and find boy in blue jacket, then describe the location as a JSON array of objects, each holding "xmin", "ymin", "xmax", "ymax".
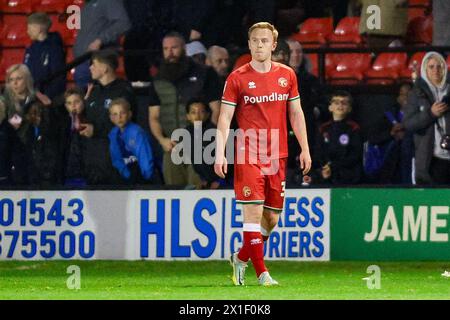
[
  {"xmin": 108, "ymin": 98, "xmax": 157, "ymax": 184},
  {"xmin": 24, "ymin": 12, "xmax": 66, "ymax": 99}
]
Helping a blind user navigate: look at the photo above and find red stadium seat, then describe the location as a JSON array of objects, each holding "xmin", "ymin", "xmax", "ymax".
[
  {"xmin": 327, "ymin": 17, "xmax": 363, "ymax": 47},
  {"xmin": 0, "ymin": 16, "xmax": 31, "ymax": 47},
  {"xmin": 289, "ymin": 18, "xmax": 333, "ymax": 48},
  {"xmin": 399, "ymin": 52, "xmax": 426, "ymax": 81},
  {"xmin": 0, "ymin": 48, "xmax": 25, "ymax": 82},
  {"xmin": 328, "ymin": 54, "xmax": 372, "ymax": 85},
  {"xmin": 34, "ymin": 0, "xmax": 68, "ymax": 13},
  {"xmin": 49, "ymin": 14, "xmax": 78, "ymax": 46},
  {"xmin": 365, "ymin": 53, "xmax": 408, "ymax": 85},
  {"xmin": 233, "ymin": 53, "xmax": 251, "ymax": 70},
  {"xmin": 406, "ymin": 16, "xmax": 433, "ymax": 45},
  {"xmin": 0, "ymin": 0, "xmax": 34, "ymax": 13},
  {"xmin": 305, "ymin": 53, "xmax": 335, "ymax": 79}
]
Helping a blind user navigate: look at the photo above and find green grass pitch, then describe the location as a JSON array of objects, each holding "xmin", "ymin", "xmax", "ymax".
[{"xmin": 0, "ymin": 261, "xmax": 449, "ymax": 300}]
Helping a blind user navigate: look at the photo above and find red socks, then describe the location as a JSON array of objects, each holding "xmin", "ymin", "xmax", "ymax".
[{"xmin": 238, "ymin": 224, "xmax": 267, "ymax": 277}]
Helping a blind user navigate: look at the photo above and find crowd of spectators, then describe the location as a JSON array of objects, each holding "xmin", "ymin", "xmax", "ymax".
[{"xmin": 0, "ymin": 0, "xmax": 449, "ymax": 188}]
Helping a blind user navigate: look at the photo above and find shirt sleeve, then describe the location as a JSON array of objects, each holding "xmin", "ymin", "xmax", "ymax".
[
  {"xmin": 108, "ymin": 129, "xmax": 130, "ymax": 179},
  {"xmin": 135, "ymin": 130, "xmax": 154, "ymax": 180},
  {"xmin": 288, "ymin": 69, "xmax": 300, "ymax": 102},
  {"xmin": 221, "ymin": 73, "xmax": 239, "ymax": 107}
]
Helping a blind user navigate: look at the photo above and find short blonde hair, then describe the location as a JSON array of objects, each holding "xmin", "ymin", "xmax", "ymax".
[
  {"xmin": 248, "ymin": 22, "xmax": 279, "ymax": 43},
  {"xmin": 27, "ymin": 12, "xmax": 52, "ymax": 31},
  {"xmin": 109, "ymin": 98, "xmax": 131, "ymax": 113}
]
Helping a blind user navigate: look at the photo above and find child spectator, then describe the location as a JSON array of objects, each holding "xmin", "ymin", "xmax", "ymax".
[
  {"xmin": 184, "ymin": 99, "xmax": 223, "ymax": 189},
  {"xmin": 24, "ymin": 12, "xmax": 66, "ymax": 100},
  {"xmin": 312, "ymin": 91, "xmax": 363, "ymax": 184},
  {"xmin": 108, "ymin": 98, "xmax": 158, "ymax": 184},
  {"xmin": 23, "ymin": 100, "xmax": 60, "ymax": 186},
  {"xmin": 60, "ymin": 88, "xmax": 88, "ymax": 187}
]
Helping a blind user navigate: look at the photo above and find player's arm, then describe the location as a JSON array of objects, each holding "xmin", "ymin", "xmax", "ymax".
[
  {"xmin": 209, "ymin": 100, "xmax": 220, "ymax": 125},
  {"xmin": 214, "ymin": 103, "xmax": 236, "ymax": 178},
  {"xmin": 288, "ymin": 98, "xmax": 312, "ymax": 174}
]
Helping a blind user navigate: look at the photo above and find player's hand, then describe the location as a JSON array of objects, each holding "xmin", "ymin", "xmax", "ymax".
[
  {"xmin": 299, "ymin": 151, "xmax": 312, "ymax": 175},
  {"xmin": 160, "ymin": 137, "xmax": 177, "ymax": 152},
  {"xmin": 214, "ymin": 157, "xmax": 228, "ymax": 179}
]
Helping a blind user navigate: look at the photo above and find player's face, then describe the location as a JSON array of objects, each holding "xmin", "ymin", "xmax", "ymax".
[
  {"xmin": 65, "ymin": 94, "xmax": 85, "ymax": 115},
  {"xmin": 163, "ymin": 37, "xmax": 185, "ymax": 63},
  {"xmin": 248, "ymin": 28, "xmax": 276, "ymax": 63},
  {"xmin": 109, "ymin": 104, "xmax": 131, "ymax": 129}
]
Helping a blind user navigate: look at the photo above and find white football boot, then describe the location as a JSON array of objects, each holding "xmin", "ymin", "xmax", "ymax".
[
  {"xmin": 229, "ymin": 252, "xmax": 248, "ymax": 286},
  {"xmin": 258, "ymin": 271, "xmax": 279, "ymax": 286}
]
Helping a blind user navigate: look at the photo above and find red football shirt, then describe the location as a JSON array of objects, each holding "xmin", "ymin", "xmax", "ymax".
[{"xmin": 222, "ymin": 62, "xmax": 300, "ymax": 160}]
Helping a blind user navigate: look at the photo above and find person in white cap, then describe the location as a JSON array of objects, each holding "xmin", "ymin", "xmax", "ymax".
[{"xmin": 186, "ymin": 41, "xmax": 208, "ymax": 65}]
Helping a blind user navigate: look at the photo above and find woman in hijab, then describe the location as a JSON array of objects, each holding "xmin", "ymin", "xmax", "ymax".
[{"xmin": 403, "ymin": 52, "xmax": 450, "ymax": 184}]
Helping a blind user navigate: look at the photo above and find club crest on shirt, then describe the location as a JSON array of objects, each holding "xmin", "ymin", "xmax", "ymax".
[
  {"xmin": 104, "ymin": 99, "xmax": 112, "ymax": 109},
  {"xmin": 278, "ymin": 77, "xmax": 288, "ymax": 88},
  {"xmin": 243, "ymin": 186, "xmax": 251, "ymax": 197},
  {"xmin": 339, "ymin": 134, "xmax": 350, "ymax": 145}
]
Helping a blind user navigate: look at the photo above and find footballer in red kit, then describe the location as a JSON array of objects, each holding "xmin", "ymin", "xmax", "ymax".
[{"xmin": 215, "ymin": 22, "xmax": 311, "ymax": 286}]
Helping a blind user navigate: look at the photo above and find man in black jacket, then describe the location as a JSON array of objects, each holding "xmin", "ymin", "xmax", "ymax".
[{"xmin": 80, "ymin": 49, "xmax": 137, "ymax": 185}]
